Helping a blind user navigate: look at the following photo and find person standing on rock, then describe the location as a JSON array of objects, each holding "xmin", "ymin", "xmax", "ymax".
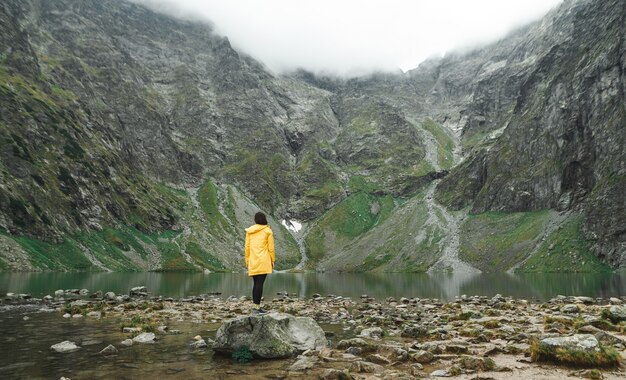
[{"xmin": 245, "ymin": 212, "xmax": 275, "ymax": 314}]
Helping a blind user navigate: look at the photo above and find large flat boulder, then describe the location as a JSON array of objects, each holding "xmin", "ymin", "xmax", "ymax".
[
  {"xmin": 531, "ymin": 334, "xmax": 620, "ymax": 366},
  {"xmin": 212, "ymin": 312, "xmax": 327, "ymax": 359}
]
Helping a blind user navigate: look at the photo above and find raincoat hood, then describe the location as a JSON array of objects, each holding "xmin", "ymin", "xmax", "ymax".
[{"xmin": 245, "ymin": 224, "xmax": 269, "ymax": 234}]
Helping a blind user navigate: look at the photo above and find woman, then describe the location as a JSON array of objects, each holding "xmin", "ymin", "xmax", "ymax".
[{"xmin": 244, "ymin": 212, "xmax": 275, "ymax": 314}]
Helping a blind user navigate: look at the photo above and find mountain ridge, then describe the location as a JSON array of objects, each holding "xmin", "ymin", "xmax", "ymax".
[{"xmin": 0, "ymin": 0, "xmax": 623, "ymax": 272}]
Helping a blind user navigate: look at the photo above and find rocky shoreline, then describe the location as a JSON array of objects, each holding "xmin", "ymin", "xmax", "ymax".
[{"xmin": 3, "ymin": 288, "xmax": 626, "ymax": 379}]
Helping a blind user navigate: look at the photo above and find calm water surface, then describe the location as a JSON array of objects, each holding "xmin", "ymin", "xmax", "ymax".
[{"xmin": 1, "ymin": 272, "xmax": 625, "ymax": 301}]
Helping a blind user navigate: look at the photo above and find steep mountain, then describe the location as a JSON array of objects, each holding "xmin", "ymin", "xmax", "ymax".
[
  {"xmin": 433, "ymin": 0, "xmax": 626, "ymax": 269},
  {"xmin": 0, "ymin": 0, "xmax": 623, "ymax": 272}
]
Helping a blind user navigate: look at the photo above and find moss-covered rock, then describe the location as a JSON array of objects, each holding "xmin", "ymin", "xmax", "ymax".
[
  {"xmin": 213, "ymin": 313, "xmax": 327, "ymax": 359},
  {"xmin": 530, "ymin": 335, "xmax": 621, "ymax": 367}
]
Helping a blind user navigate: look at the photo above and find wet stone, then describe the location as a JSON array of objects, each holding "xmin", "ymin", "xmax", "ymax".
[
  {"xmin": 132, "ymin": 332, "xmax": 156, "ymax": 344},
  {"xmin": 51, "ymin": 341, "xmax": 80, "ymax": 353},
  {"xmin": 412, "ymin": 350, "xmax": 435, "ymax": 363},
  {"xmin": 366, "ymin": 353, "xmax": 392, "ymax": 365},
  {"xmin": 359, "ymin": 327, "xmax": 384, "ymax": 339},
  {"xmin": 350, "ymin": 360, "xmax": 384, "ymax": 373},
  {"xmin": 99, "ymin": 344, "xmax": 118, "ymax": 355},
  {"xmin": 561, "ymin": 304, "xmax": 580, "ymax": 313},
  {"xmin": 288, "ymin": 355, "xmax": 318, "ymax": 371}
]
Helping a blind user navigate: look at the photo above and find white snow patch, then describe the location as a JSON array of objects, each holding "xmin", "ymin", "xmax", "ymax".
[{"xmin": 281, "ymin": 219, "xmax": 302, "ymax": 233}]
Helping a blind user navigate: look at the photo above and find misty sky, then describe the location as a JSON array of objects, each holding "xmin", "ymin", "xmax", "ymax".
[{"xmin": 136, "ymin": 0, "xmax": 563, "ymax": 75}]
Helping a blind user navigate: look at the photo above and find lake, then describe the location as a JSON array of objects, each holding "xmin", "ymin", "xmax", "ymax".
[
  {"xmin": 1, "ymin": 272, "xmax": 625, "ymax": 301},
  {"xmin": 1, "ymin": 271, "xmax": 626, "ymax": 379}
]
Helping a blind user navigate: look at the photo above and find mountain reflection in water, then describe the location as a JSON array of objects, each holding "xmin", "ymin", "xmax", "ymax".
[{"xmin": 1, "ymin": 272, "xmax": 625, "ymax": 301}]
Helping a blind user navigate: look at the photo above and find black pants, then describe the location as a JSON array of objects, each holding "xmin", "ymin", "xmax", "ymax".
[{"xmin": 252, "ymin": 274, "xmax": 267, "ymax": 305}]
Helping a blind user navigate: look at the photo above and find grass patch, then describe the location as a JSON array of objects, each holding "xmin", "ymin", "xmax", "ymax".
[
  {"xmin": 517, "ymin": 215, "xmax": 611, "ymax": 273},
  {"xmin": 421, "ymin": 118, "xmax": 455, "ymax": 169},
  {"xmin": 529, "ymin": 337, "xmax": 621, "ymax": 367},
  {"xmin": 12, "ymin": 235, "xmax": 95, "ymax": 271},
  {"xmin": 232, "ymin": 346, "xmax": 254, "ymax": 363},
  {"xmin": 197, "ymin": 179, "xmax": 235, "ymax": 235},
  {"xmin": 185, "ymin": 242, "xmax": 226, "ymax": 271},
  {"xmin": 481, "ymin": 320, "xmax": 501, "ymax": 329},
  {"xmin": 4, "ymin": 225, "xmax": 199, "ymax": 271},
  {"xmin": 348, "ymin": 175, "xmax": 379, "ymax": 193},
  {"xmin": 121, "ymin": 315, "xmax": 158, "ymax": 334},
  {"xmin": 304, "ymin": 192, "xmax": 396, "ymax": 264},
  {"xmin": 459, "ymin": 210, "xmax": 551, "ymax": 271},
  {"xmin": 152, "ymin": 235, "xmax": 195, "ymax": 272},
  {"xmin": 318, "ymin": 192, "xmax": 391, "ymax": 238}
]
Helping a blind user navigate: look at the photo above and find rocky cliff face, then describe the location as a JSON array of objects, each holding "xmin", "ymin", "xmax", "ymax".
[
  {"xmin": 432, "ymin": 0, "xmax": 626, "ymax": 268},
  {"xmin": 0, "ymin": 0, "xmax": 623, "ymax": 272}
]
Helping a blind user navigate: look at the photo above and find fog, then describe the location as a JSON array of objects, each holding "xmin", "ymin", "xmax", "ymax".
[{"xmin": 134, "ymin": 0, "xmax": 562, "ymax": 76}]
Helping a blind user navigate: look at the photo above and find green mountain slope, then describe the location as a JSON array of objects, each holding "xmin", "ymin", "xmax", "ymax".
[{"xmin": 0, "ymin": 0, "xmax": 624, "ymax": 272}]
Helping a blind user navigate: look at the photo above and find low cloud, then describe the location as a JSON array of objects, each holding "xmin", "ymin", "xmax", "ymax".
[{"xmin": 133, "ymin": 0, "xmax": 562, "ymax": 76}]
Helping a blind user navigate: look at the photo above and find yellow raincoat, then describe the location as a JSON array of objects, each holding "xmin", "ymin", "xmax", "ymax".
[{"xmin": 244, "ymin": 224, "xmax": 275, "ymax": 276}]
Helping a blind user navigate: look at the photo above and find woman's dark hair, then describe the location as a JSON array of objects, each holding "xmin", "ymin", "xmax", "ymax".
[{"xmin": 254, "ymin": 212, "xmax": 268, "ymax": 225}]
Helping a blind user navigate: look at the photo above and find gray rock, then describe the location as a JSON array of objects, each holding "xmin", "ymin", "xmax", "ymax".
[
  {"xmin": 99, "ymin": 344, "xmax": 118, "ymax": 355},
  {"xmin": 366, "ymin": 353, "xmax": 391, "ymax": 365},
  {"xmin": 70, "ymin": 300, "xmax": 89, "ymax": 308},
  {"xmin": 445, "ymin": 344, "xmax": 469, "ymax": 354},
  {"xmin": 350, "ymin": 360, "xmax": 384, "ymax": 373},
  {"xmin": 359, "ymin": 327, "xmax": 384, "ymax": 339},
  {"xmin": 132, "ymin": 332, "xmax": 156, "ymax": 344},
  {"xmin": 337, "ymin": 338, "xmax": 373, "ymax": 350},
  {"xmin": 561, "ymin": 304, "xmax": 580, "ymax": 313},
  {"xmin": 578, "ymin": 325, "xmax": 626, "ymax": 346},
  {"xmin": 319, "ymin": 369, "xmax": 350, "ymax": 380},
  {"xmin": 129, "ymin": 286, "xmax": 147, "ymax": 296},
  {"xmin": 609, "ymin": 297, "xmax": 622, "ymax": 305},
  {"xmin": 212, "ymin": 312, "xmax": 327, "ymax": 359},
  {"xmin": 540, "ymin": 334, "xmax": 599, "ymax": 352},
  {"xmin": 377, "ymin": 344, "xmax": 409, "ymax": 362},
  {"xmin": 104, "ymin": 292, "xmax": 116, "ymax": 301},
  {"xmin": 430, "ymin": 369, "xmax": 451, "ymax": 377},
  {"xmin": 90, "ymin": 290, "xmax": 102, "ymax": 298},
  {"xmin": 401, "ymin": 325, "xmax": 428, "ymax": 338},
  {"xmin": 86, "ymin": 311, "xmax": 101, "ymax": 319},
  {"xmin": 459, "ymin": 356, "xmax": 496, "ymax": 370},
  {"xmin": 190, "ymin": 339, "xmax": 207, "ymax": 349},
  {"xmin": 51, "ymin": 341, "xmax": 80, "ymax": 353},
  {"xmin": 574, "ymin": 296, "xmax": 594, "ymax": 305},
  {"xmin": 288, "ymin": 355, "xmax": 318, "ymax": 371},
  {"xmin": 79, "ymin": 289, "xmax": 89, "ymax": 295},
  {"xmin": 120, "ymin": 339, "xmax": 133, "ymax": 346},
  {"xmin": 410, "ymin": 363, "xmax": 425, "ymax": 376},
  {"xmin": 412, "ymin": 350, "xmax": 435, "ymax": 363},
  {"xmin": 54, "ymin": 290, "xmax": 64, "ymax": 297},
  {"xmin": 605, "ymin": 305, "xmax": 626, "ymax": 322}
]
